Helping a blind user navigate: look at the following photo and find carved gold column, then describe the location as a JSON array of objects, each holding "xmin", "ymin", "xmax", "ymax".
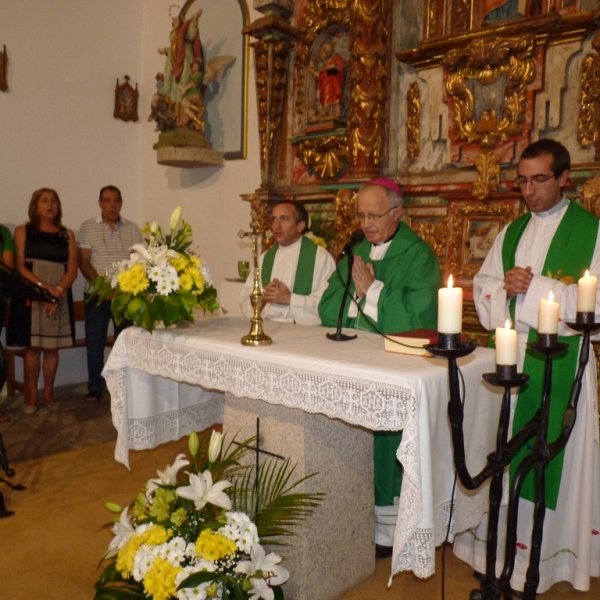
[
  {"xmin": 347, "ymin": 0, "xmax": 390, "ymax": 179},
  {"xmin": 243, "ymin": 2, "xmax": 298, "ymax": 187},
  {"xmin": 407, "ymin": 82, "xmax": 420, "ymax": 161},
  {"xmin": 578, "ymin": 30, "xmax": 600, "ymax": 162}
]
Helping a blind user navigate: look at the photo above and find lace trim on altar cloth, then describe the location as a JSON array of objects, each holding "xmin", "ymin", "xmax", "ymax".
[
  {"xmin": 391, "ymin": 491, "xmax": 492, "ymax": 580},
  {"xmin": 107, "ymin": 332, "xmax": 413, "ymax": 431},
  {"xmin": 126, "ymin": 400, "xmax": 225, "ymax": 451}
]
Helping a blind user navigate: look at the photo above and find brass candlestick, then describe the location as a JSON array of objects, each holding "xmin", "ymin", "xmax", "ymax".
[{"xmin": 238, "ymin": 213, "xmax": 272, "ymax": 346}]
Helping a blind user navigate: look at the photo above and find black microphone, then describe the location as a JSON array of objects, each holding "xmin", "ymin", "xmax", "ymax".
[{"xmin": 337, "ymin": 230, "xmax": 365, "ymax": 261}]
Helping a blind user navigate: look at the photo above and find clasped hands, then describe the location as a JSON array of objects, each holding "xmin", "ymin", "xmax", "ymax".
[
  {"xmin": 262, "ymin": 278, "xmax": 291, "ymax": 305},
  {"xmin": 504, "ymin": 265, "xmax": 533, "ymax": 299},
  {"xmin": 42, "ymin": 283, "xmax": 65, "ymax": 316},
  {"xmin": 352, "ymin": 256, "xmax": 375, "ymax": 298}
]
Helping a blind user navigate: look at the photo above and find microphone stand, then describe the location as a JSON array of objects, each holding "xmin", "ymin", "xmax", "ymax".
[{"xmin": 326, "ymin": 252, "xmax": 358, "ymax": 341}]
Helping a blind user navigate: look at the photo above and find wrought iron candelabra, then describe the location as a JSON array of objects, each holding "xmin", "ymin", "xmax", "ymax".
[
  {"xmin": 238, "ymin": 214, "xmax": 272, "ymax": 347},
  {"xmin": 426, "ymin": 319, "xmax": 599, "ymax": 600}
]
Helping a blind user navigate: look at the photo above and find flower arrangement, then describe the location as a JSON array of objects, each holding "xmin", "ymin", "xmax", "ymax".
[
  {"xmin": 87, "ymin": 206, "xmax": 219, "ymax": 332},
  {"xmin": 94, "ymin": 430, "xmax": 323, "ymax": 600},
  {"xmin": 305, "ymin": 207, "xmax": 334, "ymax": 249}
]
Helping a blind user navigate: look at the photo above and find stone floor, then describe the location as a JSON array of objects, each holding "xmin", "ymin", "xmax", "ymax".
[
  {"xmin": 1, "ymin": 385, "xmax": 599, "ymax": 599},
  {"xmin": 0, "ymin": 383, "xmax": 116, "ymax": 464}
]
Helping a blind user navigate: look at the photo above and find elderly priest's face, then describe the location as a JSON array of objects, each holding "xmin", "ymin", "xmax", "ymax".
[
  {"xmin": 356, "ymin": 184, "xmax": 401, "ymax": 245},
  {"xmin": 271, "ymin": 203, "xmax": 305, "ymax": 247}
]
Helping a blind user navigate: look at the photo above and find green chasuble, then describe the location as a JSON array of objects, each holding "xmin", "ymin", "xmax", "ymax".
[
  {"xmin": 501, "ymin": 201, "xmax": 598, "ymax": 510},
  {"xmin": 318, "ymin": 223, "xmax": 441, "ymax": 506},
  {"xmin": 261, "ymin": 236, "xmax": 318, "ymax": 295},
  {"xmin": 318, "ymin": 223, "xmax": 441, "ymax": 334}
]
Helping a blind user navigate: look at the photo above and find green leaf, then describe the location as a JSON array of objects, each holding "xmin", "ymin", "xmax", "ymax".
[
  {"xmin": 163, "ymin": 294, "xmax": 184, "ymax": 326},
  {"xmin": 94, "ymin": 564, "xmax": 146, "ymax": 599},
  {"xmin": 126, "ymin": 296, "xmax": 153, "ymax": 331},
  {"xmin": 177, "ymin": 570, "xmax": 219, "ymax": 589},
  {"xmin": 231, "ymin": 456, "xmax": 324, "ymax": 543},
  {"xmin": 93, "ymin": 586, "xmax": 146, "ymax": 600}
]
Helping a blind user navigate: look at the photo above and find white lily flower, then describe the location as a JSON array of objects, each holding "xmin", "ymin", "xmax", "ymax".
[
  {"xmin": 130, "ymin": 243, "xmax": 176, "ymax": 269},
  {"xmin": 170, "ymin": 205, "xmax": 182, "ymax": 231},
  {"xmin": 105, "ymin": 505, "xmax": 135, "ymax": 557},
  {"xmin": 130, "ymin": 243, "xmax": 153, "ymax": 263},
  {"xmin": 176, "ymin": 470, "xmax": 232, "ymax": 510},
  {"xmin": 207, "ymin": 430, "xmax": 223, "ymax": 463},
  {"xmin": 146, "ymin": 453, "xmax": 190, "ymax": 498},
  {"xmin": 247, "ymin": 578, "xmax": 274, "ymax": 600},
  {"xmin": 236, "ymin": 543, "xmax": 289, "ymax": 593}
]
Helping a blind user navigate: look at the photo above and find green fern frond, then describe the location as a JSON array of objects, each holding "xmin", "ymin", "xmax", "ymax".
[{"xmin": 231, "ymin": 456, "xmax": 324, "ymax": 544}]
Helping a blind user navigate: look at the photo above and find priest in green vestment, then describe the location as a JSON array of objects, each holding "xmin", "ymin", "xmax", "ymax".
[
  {"xmin": 319, "ymin": 178, "xmax": 441, "ymax": 556},
  {"xmin": 240, "ymin": 201, "xmax": 335, "ymax": 326},
  {"xmin": 453, "ymin": 139, "xmax": 600, "ymax": 593}
]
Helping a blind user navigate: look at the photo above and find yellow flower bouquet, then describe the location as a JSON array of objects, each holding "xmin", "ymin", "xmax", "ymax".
[
  {"xmin": 87, "ymin": 206, "xmax": 219, "ymax": 332},
  {"xmin": 94, "ymin": 430, "xmax": 323, "ymax": 600}
]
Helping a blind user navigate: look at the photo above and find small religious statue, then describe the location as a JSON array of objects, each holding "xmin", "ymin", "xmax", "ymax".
[
  {"xmin": 0, "ymin": 44, "xmax": 8, "ymax": 92},
  {"xmin": 308, "ymin": 40, "xmax": 347, "ymax": 123},
  {"xmin": 151, "ymin": 4, "xmax": 236, "ymax": 166},
  {"xmin": 113, "ymin": 75, "xmax": 139, "ymax": 122}
]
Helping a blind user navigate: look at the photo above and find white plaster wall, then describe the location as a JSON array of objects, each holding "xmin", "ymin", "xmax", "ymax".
[
  {"xmin": 0, "ymin": 0, "xmax": 261, "ymax": 388},
  {"xmin": 0, "ymin": 0, "xmax": 144, "ymax": 386}
]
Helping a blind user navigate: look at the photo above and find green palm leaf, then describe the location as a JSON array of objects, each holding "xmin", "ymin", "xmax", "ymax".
[{"xmin": 231, "ymin": 456, "xmax": 324, "ymax": 544}]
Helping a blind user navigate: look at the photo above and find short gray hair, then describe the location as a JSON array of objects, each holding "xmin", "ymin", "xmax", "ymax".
[{"xmin": 358, "ymin": 183, "xmax": 404, "ymax": 209}]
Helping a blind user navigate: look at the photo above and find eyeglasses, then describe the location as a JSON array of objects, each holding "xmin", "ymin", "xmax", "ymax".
[
  {"xmin": 356, "ymin": 207, "xmax": 396, "ymax": 222},
  {"xmin": 513, "ymin": 174, "xmax": 558, "ymax": 188}
]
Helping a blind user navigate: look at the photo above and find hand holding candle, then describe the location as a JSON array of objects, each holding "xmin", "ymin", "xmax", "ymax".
[
  {"xmin": 538, "ymin": 290, "xmax": 559, "ymax": 334},
  {"xmin": 577, "ymin": 269, "xmax": 597, "ymax": 313},
  {"xmin": 438, "ymin": 274, "xmax": 463, "ymax": 334},
  {"xmin": 495, "ymin": 319, "xmax": 517, "ymax": 366}
]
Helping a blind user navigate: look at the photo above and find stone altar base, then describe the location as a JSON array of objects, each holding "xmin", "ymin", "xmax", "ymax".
[{"xmin": 224, "ymin": 392, "xmax": 375, "ymax": 600}]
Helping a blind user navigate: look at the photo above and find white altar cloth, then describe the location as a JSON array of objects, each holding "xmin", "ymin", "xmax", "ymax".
[{"xmin": 103, "ymin": 316, "xmax": 502, "ymax": 579}]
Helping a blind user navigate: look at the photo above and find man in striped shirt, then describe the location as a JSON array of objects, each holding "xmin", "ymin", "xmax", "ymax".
[{"xmin": 77, "ymin": 185, "xmax": 143, "ymax": 403}]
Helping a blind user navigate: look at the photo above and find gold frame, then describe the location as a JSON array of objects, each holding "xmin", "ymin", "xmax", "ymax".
[
  {"xmin": 443, "ymin": 34, "xmax": 537, "ymax": 150},
  {"xmin": 447, "ymin": 199, "xmax": 521, "ymax": 287}
]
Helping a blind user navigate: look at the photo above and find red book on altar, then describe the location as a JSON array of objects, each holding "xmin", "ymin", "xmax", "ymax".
[{"xmin": 383, "ymin": 328, "xmax": 438, "ymax": 357}]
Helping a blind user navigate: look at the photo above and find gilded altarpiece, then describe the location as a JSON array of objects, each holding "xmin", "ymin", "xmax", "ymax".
[
  {"xmin": 290, "ymin": 0, "xmax": 391, "ymax": 184},
  {"xmin": 243, "ymin": 1, "xmax": 600, "ymax": 349}
]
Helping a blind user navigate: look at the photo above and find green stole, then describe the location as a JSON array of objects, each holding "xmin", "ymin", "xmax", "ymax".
[
  {"xmin": 501, "ymin": 201, "xmax": 598, "ymax": 509},
  {"xmin": 261, "ymin": 236, "xmax": 318, "ymax": 296}
]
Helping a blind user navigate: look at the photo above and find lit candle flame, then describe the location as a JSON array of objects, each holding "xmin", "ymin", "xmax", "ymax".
[
  {"xmin": 548, "ymin": 290, "xmax": 554, "ymax": 303},
  {"xmin": 505, "ymin": 319, "xmax": 511, "ymax": 329},
  {"xmin": 448, "ymin": 274, "xmax": 453, "ymax": 289},
  {"xmin": 585, "ymin": 269, "xmax": 590, "ymax": 278}
]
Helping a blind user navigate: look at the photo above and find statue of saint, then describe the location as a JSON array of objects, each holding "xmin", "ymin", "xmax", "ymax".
[
  {"xmin": 151, "ymin": 5, "xmax": 235, "ymax": 151},
  {"xmin": 178, "ymin": 59, "xmax": 205, "ymax": 131},
  {"xmin": 158, "ymin": 8, "xmax": 204, "ymax": 118}
]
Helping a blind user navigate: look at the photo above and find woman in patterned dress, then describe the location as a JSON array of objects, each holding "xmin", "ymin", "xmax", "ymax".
[{"xmin": 7, "ymin": 189, "xmax": 77, "ymax": 413}]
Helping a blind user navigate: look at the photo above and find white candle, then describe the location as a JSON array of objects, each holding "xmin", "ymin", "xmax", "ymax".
[
  {"xmin": 577, "ymin": 269, "xmax": 597, "ymax": 313},
  {"xmin": 538, "ymin": 290, "xmax": 559, "ymax": 334},
  {"xmin": 438, "ymin": 274, "xmax": 463, "ymax": 333},
  {"xmin": 495, "ymin": 319, "xmax": 517, "ymax": 365}
]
